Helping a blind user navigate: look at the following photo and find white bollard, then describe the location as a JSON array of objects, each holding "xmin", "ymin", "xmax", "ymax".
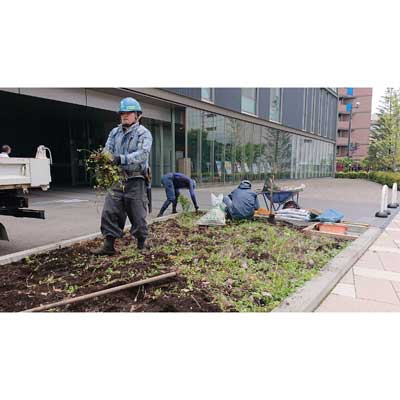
[
  {"xmin": 375, "ymin": 185, "xmax": 388, "ymax": 218},
  {"xmin": 388, "ymin": 182, "xmax": 399, "ymax": 208},
  {"xmin": 384, "ymin": 185, "xmax": 391, "ymax": 215}
]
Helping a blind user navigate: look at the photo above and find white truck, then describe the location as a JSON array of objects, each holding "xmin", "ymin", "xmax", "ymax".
[{"xmin": 0, "ymin": 146, "xmax": 52, "ymax": 241}]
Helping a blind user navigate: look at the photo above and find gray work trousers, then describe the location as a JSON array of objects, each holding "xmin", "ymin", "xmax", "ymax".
[{"xmin": 100, "ymin": 178, "xmax": 148, "ymax": 240}]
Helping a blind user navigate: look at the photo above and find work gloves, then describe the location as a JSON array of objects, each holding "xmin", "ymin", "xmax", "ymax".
[{"xmin": 113, "ymin": 155, "xmax": 121, "ymax": 165}]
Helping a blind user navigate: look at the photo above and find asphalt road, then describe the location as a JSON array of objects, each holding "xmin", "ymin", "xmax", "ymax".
[{"xmin": 0, "ymin": 178, "xmax": 398, "ymax": 256}]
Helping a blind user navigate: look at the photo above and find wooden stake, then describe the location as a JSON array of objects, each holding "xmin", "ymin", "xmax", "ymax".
[{"xmin": 23, "ymin": 271, "xmax": 177, "ymax": 312}]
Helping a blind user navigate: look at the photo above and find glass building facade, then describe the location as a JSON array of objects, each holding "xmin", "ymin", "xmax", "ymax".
[
  {"xmin": 187, "ymin": 107, "xmax": 335, "ymax": 185},
  {"xmin": 0, "ymin": 88, "xmax": 337, "ymax": 187}
]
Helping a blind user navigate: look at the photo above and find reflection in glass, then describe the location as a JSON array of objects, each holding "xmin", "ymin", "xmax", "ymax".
[
  {"xmin": 269, "ymin": 88, "xmax": 282, "ymax": 122},
  {"xmin": 186, "ymin": 106, "xmax": 334, "ymax": 185},
  {"xmin": 241, "ymin": 88, "xmax": 257, "ymax": 115},
  {"xmin": 201, "ymin": 88, "xmax": 214, "ymax": 102}
]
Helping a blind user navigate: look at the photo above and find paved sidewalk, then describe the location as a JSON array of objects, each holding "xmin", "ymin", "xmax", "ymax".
[{"xmin": 317, "ymin": 212, "xmax": 400, "ymax": 312}]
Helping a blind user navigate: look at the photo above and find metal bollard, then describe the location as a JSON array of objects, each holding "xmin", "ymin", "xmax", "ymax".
[
  {"xmin": 375, "ymin": 185, "xmax": 389, "ymax": 218},
  {"xmin": 388, "ymin": 182, "xmax": 399, "ymax": 208}
]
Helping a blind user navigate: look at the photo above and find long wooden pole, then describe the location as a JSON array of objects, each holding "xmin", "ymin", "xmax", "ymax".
[{"xmin": 23, "ymin": 271, "xmax": 177, "ymax": 312}]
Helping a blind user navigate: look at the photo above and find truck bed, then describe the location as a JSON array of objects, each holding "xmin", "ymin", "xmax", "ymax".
[{"xmin": 0, "ymin": 157, "xmax": 51, "ymax": 190}]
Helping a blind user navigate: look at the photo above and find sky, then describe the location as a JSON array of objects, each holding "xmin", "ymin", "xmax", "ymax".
[{"xmin": 371, "ymin": 86, "xmax": 387, "ymax": 114}]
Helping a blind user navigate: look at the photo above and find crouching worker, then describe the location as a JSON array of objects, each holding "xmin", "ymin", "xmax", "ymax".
[
  {"xmin": 223, "ymin": 180, "xmax": 260, "ymax": 220},
  {"xmin": 91, "ymin": 97, "xmax": 153, "ymax": 255},
  {"xmin": 157, "ymin": 172, "xmax": 199, "ymax": 217}
]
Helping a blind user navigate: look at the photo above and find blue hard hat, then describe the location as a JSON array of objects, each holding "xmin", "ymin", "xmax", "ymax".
[{"xmin": 119, "ymin": 97, "xmax": 142, "ymax": 113}]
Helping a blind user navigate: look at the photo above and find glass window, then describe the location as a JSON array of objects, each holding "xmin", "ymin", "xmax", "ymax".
[
  {"xmin": 269, "ymin": 88, "xmax": 282, "ymax": 122},
  {"xmin": 290, "ymin": 135, "xmax": 296, "ymax": 178},
  {"xmin": 303, "ymin": 138, "xmax": 312, "ymax": 178},
  {"xmin": 225, "ymin": 117, "xmax": 245, "ymax": 184},
  {"xmin": 241, "ymin": 88, "xmax": 257, "ymax": 115},
  {"xmin": 233, "ymin": 120, "xmax": 245, "ymax": 183},
  {"xmin": 323, "ymin": 142, "xmax": 329, "ymax": 176},
  {"xmin": 316, "ymin": 141, "xmax": 322, "ymax": 177},
  {"xmin": 305, "ymin": 88, "xmax": 313, "ymax": 132},
  {"xmin": 324, "ymin": 92, "xmax": 329, "ymax": 138},
  {"xmin": 243, "ymin": 123, "xmax": 254, "ymax": 180},
  {"xmin": 318, "ymin": 90, "xmax": 323, "ymax": 135},
  {"xmin": 224, "ymin": 118, "xmax": 234, "ymax": 184},
  {"xmin": 275, "ymin": 130, "xmax": 292, "ymax": 179},
  {"xmin": 298, "ymin": 137, "xmax": 305, "ymax": 179},
  {"xmin": 310, "ymin": 88, "xmax": 316, "ymax": 133},
  {"xmin": 259, "ymin": 127, "xmax": 274, "ymax": 181},
  {"xmin": 162, "ymin": 122, "xmax": 173, "ymax": 176},
  {"xmin": 295, "ymin": 136, "xmax": 302, "ymax": 179},
  {"xmin": 201, "ymin": 88, "xmax": 214, "ymax": 103},
  {"xmin": 201, "ymin": 111, "xmax": 216, "ymax": 183},
  {"xmin": 214, "ymin": 114, "xmax": 225, "ymax": 184},
  {"xmin": 319, "ymin": 90, "xmax": 325, "ymax": 137},
  {"xmin": 252, "ymin": 125, "xmax": 262, "ymax": 181},
  {"xmin": 302, "ymin": 89, "xmax": 307, "ymax": 130},
  {"xmin": 186, "ymin": 106, "xmax": 336, "ymax": 186},
  {"xmin": 312, "ymin": 139, "xmax": 316, "ymax": 178},
  {"xmin": 187, "ymin": 108, "xmax": 202, "ymax": 182}
]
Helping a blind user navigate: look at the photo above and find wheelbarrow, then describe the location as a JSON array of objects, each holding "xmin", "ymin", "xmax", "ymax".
[{"xmin": 258, "ymin": 187, "xmax": 303, "ymax": 212}]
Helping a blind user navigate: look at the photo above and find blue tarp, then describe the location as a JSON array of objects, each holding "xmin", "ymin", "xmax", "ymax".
[{"xmin": 316, "ymin": 209, "xmax": 344, "ymax": 223}]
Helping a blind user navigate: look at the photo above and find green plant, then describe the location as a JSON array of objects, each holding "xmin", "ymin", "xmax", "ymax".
[
  {"xmin": 368, "ymin": 171, "xmax": 400, "ymax": 187},
  {"xmin": 66, "ymin": 285, "xmax": 79, "ymax": 294},
  {"xmin": 368, "ymin": 88, "xmax": 400, "ymax": 171},
  {"xmin": 335, "ymin": 171, "xmax": 368, "ymax": 179},
  {"xmin": 23, "ymin": 256, "xmax": 34, "ymax": 265},
  {"xmin": 152, "ymin": 288, "xmax": 164, "ymax": 300},
  {"xmin": 178, "ymin": 195, "xmax": 191, "ymax": 213},
  {"xmin": 360, "ymin": 158, "xmax": 371, "ymax": 170},
  {"xmin": 336, "ymin": 157, "xmax": 353, "ymax": 172}
]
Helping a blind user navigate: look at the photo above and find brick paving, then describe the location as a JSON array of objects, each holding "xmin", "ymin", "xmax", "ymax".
[{"xmin": 317, "ymin": 214, "xmax": 400, "ymax": 312}]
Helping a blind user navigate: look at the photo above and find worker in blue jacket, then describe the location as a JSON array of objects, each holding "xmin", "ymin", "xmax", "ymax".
[
  {"xmin": 223, "ymin": 180, "xmax": 260, "ymax": 220},
  {"xmin": 91, "ymin": 97, "xmax": 152, "ymax": 255},
  {"xmin": 157, "ymin": 172, "xmax": 199, "ymax": 217}
]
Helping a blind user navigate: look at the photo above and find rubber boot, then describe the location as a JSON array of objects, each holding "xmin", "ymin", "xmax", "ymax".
[
  {"xmin": 91, "ymin": 236, "xmax": 116, "ymax": 256},
  {"xmin": 156, "ymin": 206, "xmax": 167, "ymax": 218},
  {"xmin": 137, "ymin": 237, "xmax": 146, "ymax": 251},
  {"xmin": 172, "ymin": 202, "xmax": 177, "ymax": 214}
]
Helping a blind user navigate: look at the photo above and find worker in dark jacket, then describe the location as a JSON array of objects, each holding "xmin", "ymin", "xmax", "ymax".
[
  {"xmin": 223, "ymin": 180, "xmax": 260, "ymax": 220},
  {"xmin": 157, "ymin": 172, "xmax": 199, "ymax": 217}
]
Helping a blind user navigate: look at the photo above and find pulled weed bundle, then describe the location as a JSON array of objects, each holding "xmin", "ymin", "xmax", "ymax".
[{"xmin": 83, "ymin": 148, "xmax": 125, "ymax": 191}]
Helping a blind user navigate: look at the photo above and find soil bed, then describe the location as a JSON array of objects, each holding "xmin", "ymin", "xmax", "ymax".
[{"xmin": 0, "ymin": 213, "xmax": 347, "ymax": 312}]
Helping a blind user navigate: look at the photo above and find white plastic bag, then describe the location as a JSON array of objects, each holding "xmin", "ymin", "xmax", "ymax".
[
  {"xmin": 197, "ymin": 193, "xmax": 226, "ymax": 226},
  {"xmin": 211, "ymin": 193, "xmax": 223, "ymax": 207}
]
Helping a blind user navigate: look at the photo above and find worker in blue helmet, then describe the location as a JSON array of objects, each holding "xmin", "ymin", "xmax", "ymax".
[
  {"xmin": 119, "ymin": 97, "xmax": 142, "ymax": 113},
  {"xmin": 92, "ymin": 97, "xmax": 153, "ymax": 255}
]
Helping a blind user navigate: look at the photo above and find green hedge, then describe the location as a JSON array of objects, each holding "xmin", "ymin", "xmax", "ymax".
[
  {"xmin": 335, "ymin": 171, "xmax": 400, "ymax": 188},
  {"xmin": 335, "ymin": 171, "xmax": 369, "ymax": 179}
]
